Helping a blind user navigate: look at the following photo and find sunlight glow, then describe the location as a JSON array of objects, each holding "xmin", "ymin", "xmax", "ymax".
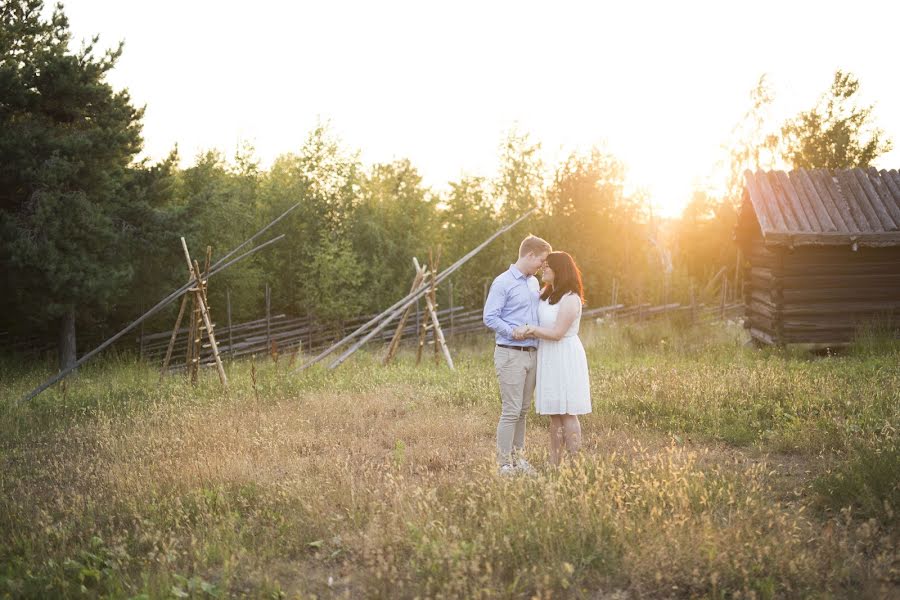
[{"xmin": 57, "ymin": 0, "xmax": 900, "ymax": 218}]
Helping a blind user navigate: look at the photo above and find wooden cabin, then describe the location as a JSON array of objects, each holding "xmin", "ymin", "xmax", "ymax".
[{"xmin": 736, "ymin": 168, "xmax": 900, "ymax": 347}]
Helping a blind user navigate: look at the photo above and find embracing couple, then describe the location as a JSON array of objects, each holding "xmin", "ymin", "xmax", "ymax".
[{"xmin": 483, "ymin": 235, "xmax": 591, "ymax": 475}]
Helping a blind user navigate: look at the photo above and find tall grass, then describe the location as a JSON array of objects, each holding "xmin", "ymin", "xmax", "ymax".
[{"xmin": 1, "ymin": 320, "xmax": 897, "ymax": 598}]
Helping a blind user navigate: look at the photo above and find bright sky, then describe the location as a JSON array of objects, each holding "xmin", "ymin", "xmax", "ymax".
[{"xmin": 59, "ymin": 0, "xmax": 900, "ymax": 216}]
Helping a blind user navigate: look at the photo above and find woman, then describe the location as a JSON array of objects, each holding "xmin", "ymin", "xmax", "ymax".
[{"xmin": 515, "ymin": 251, "xmax": 591, "ymax": 466}]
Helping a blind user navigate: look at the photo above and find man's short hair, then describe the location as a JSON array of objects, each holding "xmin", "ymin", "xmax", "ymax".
[{"xmin": 519, "ymin": 234, "xmax": 552, "ymax": 258}]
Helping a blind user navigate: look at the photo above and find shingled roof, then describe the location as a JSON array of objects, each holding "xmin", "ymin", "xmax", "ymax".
[{"xmin": 743, "ymin": 168, "xmax": 900, "ymax": 247}]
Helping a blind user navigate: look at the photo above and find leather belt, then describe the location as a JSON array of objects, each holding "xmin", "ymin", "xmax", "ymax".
[{"xmin": 497, "ymin": 344, "xmax": 537, "ymax": 352}]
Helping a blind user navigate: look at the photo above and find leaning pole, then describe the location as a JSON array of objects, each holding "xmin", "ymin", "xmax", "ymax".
[
  {"xmin": 293, "ymin": 207, "xmax": 537, "ymax": 373},
  {"xmin": 19, "ymin": 200, "xmax": 303, "ymax": 405}
]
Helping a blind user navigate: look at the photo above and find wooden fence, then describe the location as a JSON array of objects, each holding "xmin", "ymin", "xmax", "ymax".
[
  {"xmin": 1, "ymin": 301, "xmax": 744, "ymax": 366},
  {"xmin": 140, "ymin": 300, "xmax": 745, "ymax": 371}
]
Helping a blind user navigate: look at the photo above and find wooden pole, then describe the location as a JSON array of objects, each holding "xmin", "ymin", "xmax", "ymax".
[
  {"xmin": 415, "ymin": 319, "xmax": 428, "ymax": 365},
  {"xmin": 430, "ymin": 247, "xmax": 442, "ymax": 364},
  {"xmin": 383, "ymin": 265, "xmax": 427, "ymax": 365},
  {"xmin": 181, "ymin": 238, "xmax": 228, "ymax": 388},
  {"xmin": 185, "ymin": 293, "xmax": 195, "ymax": 378},
  {"xmin": 610, "ymin": 278, "xmax": 618, "ymax": 322},
  {"xmin": 159, "ymin": 292, "xmax": 189, "ymax": 381},
  {"xmin": 689, "ymin": 281, "xmax": 696, "ymax": 324},
  {"xmin": 720, "ymin": 277, "xmax": 727, "ymax": 320},
  {"xmin": 265, "ymin": 283, "xmax": 272, "ymax": 356},
  {"xmin": 415, "ymin": 298, "xmax": 421, "ymax": 339},
  {"xmin": 295, "ymin": 208, "xmax": 536, "ymax": 373},
  {"xmin": 414, "ymin": 257, "xmax": 454, "ymax": 370},
  {"xmin": 188, "ymin": 293, "xmax": 200, "ymax": 384},
  {"xmin": 191, "ymin": 258, "xmax": 207, "ymax": 384},
  {"xmin": 211, "ymin": 201, "xmax": 301, "ymax": 274},
  {"xmin": 327, "ymin": 276, "xmax": 433, "ymax": 370},
  {"xmin": 226, "ymin": 288, "xmax": 234, "ymax": 359},
  {"xmin": 20, "ymin": 233, "xmax": 284, "ymax": 404},
  {"xmin": 448, "ymin": 279, "xmax": 455, "ymax": 338},
  {"xmin": 201, "ymin": 246, "xmax": 212, "ymax": 305},
  {"xmin": 138, "ymin": 301, "xmax": 145, "ymax": 361}
]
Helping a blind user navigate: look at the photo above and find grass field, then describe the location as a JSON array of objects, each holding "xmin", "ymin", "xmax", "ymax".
[{"xmin": 1, "ymin": 320, "xmax": 898, "ymax": 599}]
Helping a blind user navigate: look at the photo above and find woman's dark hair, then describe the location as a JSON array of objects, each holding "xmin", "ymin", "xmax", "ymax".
[{"xmin": 540, "ymin": 251, "xmax": 585, "ymax": 305}]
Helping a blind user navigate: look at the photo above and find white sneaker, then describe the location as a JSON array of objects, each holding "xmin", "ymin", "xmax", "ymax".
[
  {"xmin": 498, "ymin": 463, "xmax": 516, "ymax": 477},
  {"xmin": 515, "ymin": 457, "xmax": 537, "ymax": 476}
]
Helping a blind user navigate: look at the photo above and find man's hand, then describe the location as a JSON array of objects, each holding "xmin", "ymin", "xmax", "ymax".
[{"xmin": 512, "ymin": 325, "xmax": 534, "ymax": 340}]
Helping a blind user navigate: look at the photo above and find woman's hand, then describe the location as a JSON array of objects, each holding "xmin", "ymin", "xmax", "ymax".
[{"xmin": 512, "ymin": 325, "xmax": 535, "ymax": 340}]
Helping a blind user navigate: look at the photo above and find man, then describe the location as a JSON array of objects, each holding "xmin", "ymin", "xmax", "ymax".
[{"xmin": 483, "ymin": 234, "xmax": 552, "ymax": 475}]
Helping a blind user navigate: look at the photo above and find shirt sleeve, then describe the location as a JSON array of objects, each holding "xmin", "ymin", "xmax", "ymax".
[{"xmin": 483, "ymin": 277, "xmax": 514, "ymax": 338}]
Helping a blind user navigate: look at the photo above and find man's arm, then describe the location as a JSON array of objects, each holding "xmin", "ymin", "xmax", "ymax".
[{"xmin": 483, "ymin": 278, "xmax": 515, "ymax": 339}]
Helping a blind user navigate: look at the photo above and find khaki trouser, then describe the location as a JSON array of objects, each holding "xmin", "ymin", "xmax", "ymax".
[{"xmin": 494, "ymin": 345, "xmax": 537, "ymax": 465}]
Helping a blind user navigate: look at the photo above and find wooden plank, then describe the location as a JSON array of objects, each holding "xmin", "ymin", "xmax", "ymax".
[
  {"xmin": 880, "ymin": 169, "xmax": 900, "ymax": 222},
  {"xmin": 816, "ymin": 169, "xmax": 860, "ymax": 233},
  {"xmin": 835, "ymin": 169, "xmax": 878, "ymax": 232},
  {"xmin": 769, "ymin": 171, "xmax": 815, "ymax": 231},
  {"xmin": 763, "ymin": 231, "xmax": 900, "ymax": 247},
  {"xmin": 781, "ymin": 262, "xmax": 900, "ymax": 277},
  {"xmin": 775, "ymin": 170, "xmax": 815, "ymax": 231},
  {"xmin": 743, "ymin": 171, "xmax": 779, "ymax": 232},
  {"xmin": 780, "ymin": 272, "xmax": 900, "ymax": 289},
  {"xmin": 778, "ymin": 299, "xmax": 900, "ymax": 316},
  {"xmin": 868, "ymin": 168, "xmax": 900, "ymax": 227},
  {"xmin": 852, "ymin": 168, "xmax": 897, "ymax": 230},
  {"xmin": 750, "ymin": 289, "xmax": 774, "ymax": 305},
  {"xmin": 805, "ymin": 169, "xmax": 849, "ymax": 232},
  {"xmin": 783, "ymin": 286, "xmax": 900, "ymax": 303},
  {"xmin": 749, "ymin": 327, "xmax": 776, "ymax": 345},
  {"xmin": 750, "ymin": 249, "xmax": 900, "ymax": 267},
  {"xmin": 792, "ymin": 169, "xmax": 836, "ymax": 232},
  {"xmin": 761, "ymin": 171, "xmax": 799, "ymax": 231}
]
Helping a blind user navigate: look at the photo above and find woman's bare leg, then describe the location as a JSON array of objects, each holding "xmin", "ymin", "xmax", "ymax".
[
  {"xmin": 561, "ymin": 415, "xmax": 582, "ymax": 460},
  {"xmin": 548, "ymin": 415, "xmax": 564, "ymax": 467}
]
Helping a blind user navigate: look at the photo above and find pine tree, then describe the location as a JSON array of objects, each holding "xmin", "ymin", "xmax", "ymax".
[{"xmin": 0, "ymin": 0, "xmax": 144, "ymax": 368}]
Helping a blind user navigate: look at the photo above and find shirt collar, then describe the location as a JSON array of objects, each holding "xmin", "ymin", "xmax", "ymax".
[{"xmin": 508, "ymin": 264, "xmax": 527, "ymax": 280}]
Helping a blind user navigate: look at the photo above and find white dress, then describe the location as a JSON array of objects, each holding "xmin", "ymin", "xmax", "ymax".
[{"xmin": 534, "ymin": 293, "xmax": 592, "ymax": 415}]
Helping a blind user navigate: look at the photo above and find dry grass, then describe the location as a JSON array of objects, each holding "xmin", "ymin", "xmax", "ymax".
[{"xmin": 1, "ymin": 322, "xmax": 898, "ymax": 598}]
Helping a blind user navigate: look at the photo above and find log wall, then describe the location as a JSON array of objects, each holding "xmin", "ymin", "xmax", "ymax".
[{"xmin": 742, "ymin": 237, "xmax": 900, "ymax": 345}]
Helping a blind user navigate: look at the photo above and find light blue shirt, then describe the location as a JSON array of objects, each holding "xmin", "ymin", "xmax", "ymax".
[{"xmin": 482, "ymin": 264, "xmax": 540, "ymax": 347}]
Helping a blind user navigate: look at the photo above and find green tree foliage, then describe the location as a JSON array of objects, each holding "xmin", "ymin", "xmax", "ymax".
[
  {"xmin": 257, "ymin": 125, "xmax": 363, "ymax": 322},
  {"xmin": 4, "ymin": 8, "xmax": 895, "ymax": 367},
  {"xmin": 545, "ymin": 149, "xmax": 658, "ymax": 306},
  {"xmin": 350, "ymin": 159, "xmax": 438, "ymax": 312},
  {"xmin": 440, "ymin": 175, "xmax": 501, "ymax": 310},
  {"xmin": 0, "ymin": 0, "xmax": 144, "ymax": 367},
  {"xmin": 178, "ymin": 148, "xmax": 263, "ymax": 322},
  {"xmin": 110, "ymin": 149, "xmax": 184, "ymax": 330},
  {"xmin": 781, "ymin": 71, "xmax": 892, "ymax": 170}
]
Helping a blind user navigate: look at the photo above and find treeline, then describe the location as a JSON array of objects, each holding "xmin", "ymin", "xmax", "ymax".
[{"xmin": 1, "ymin": 1, "xmax": 892, "ymax": 367}]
